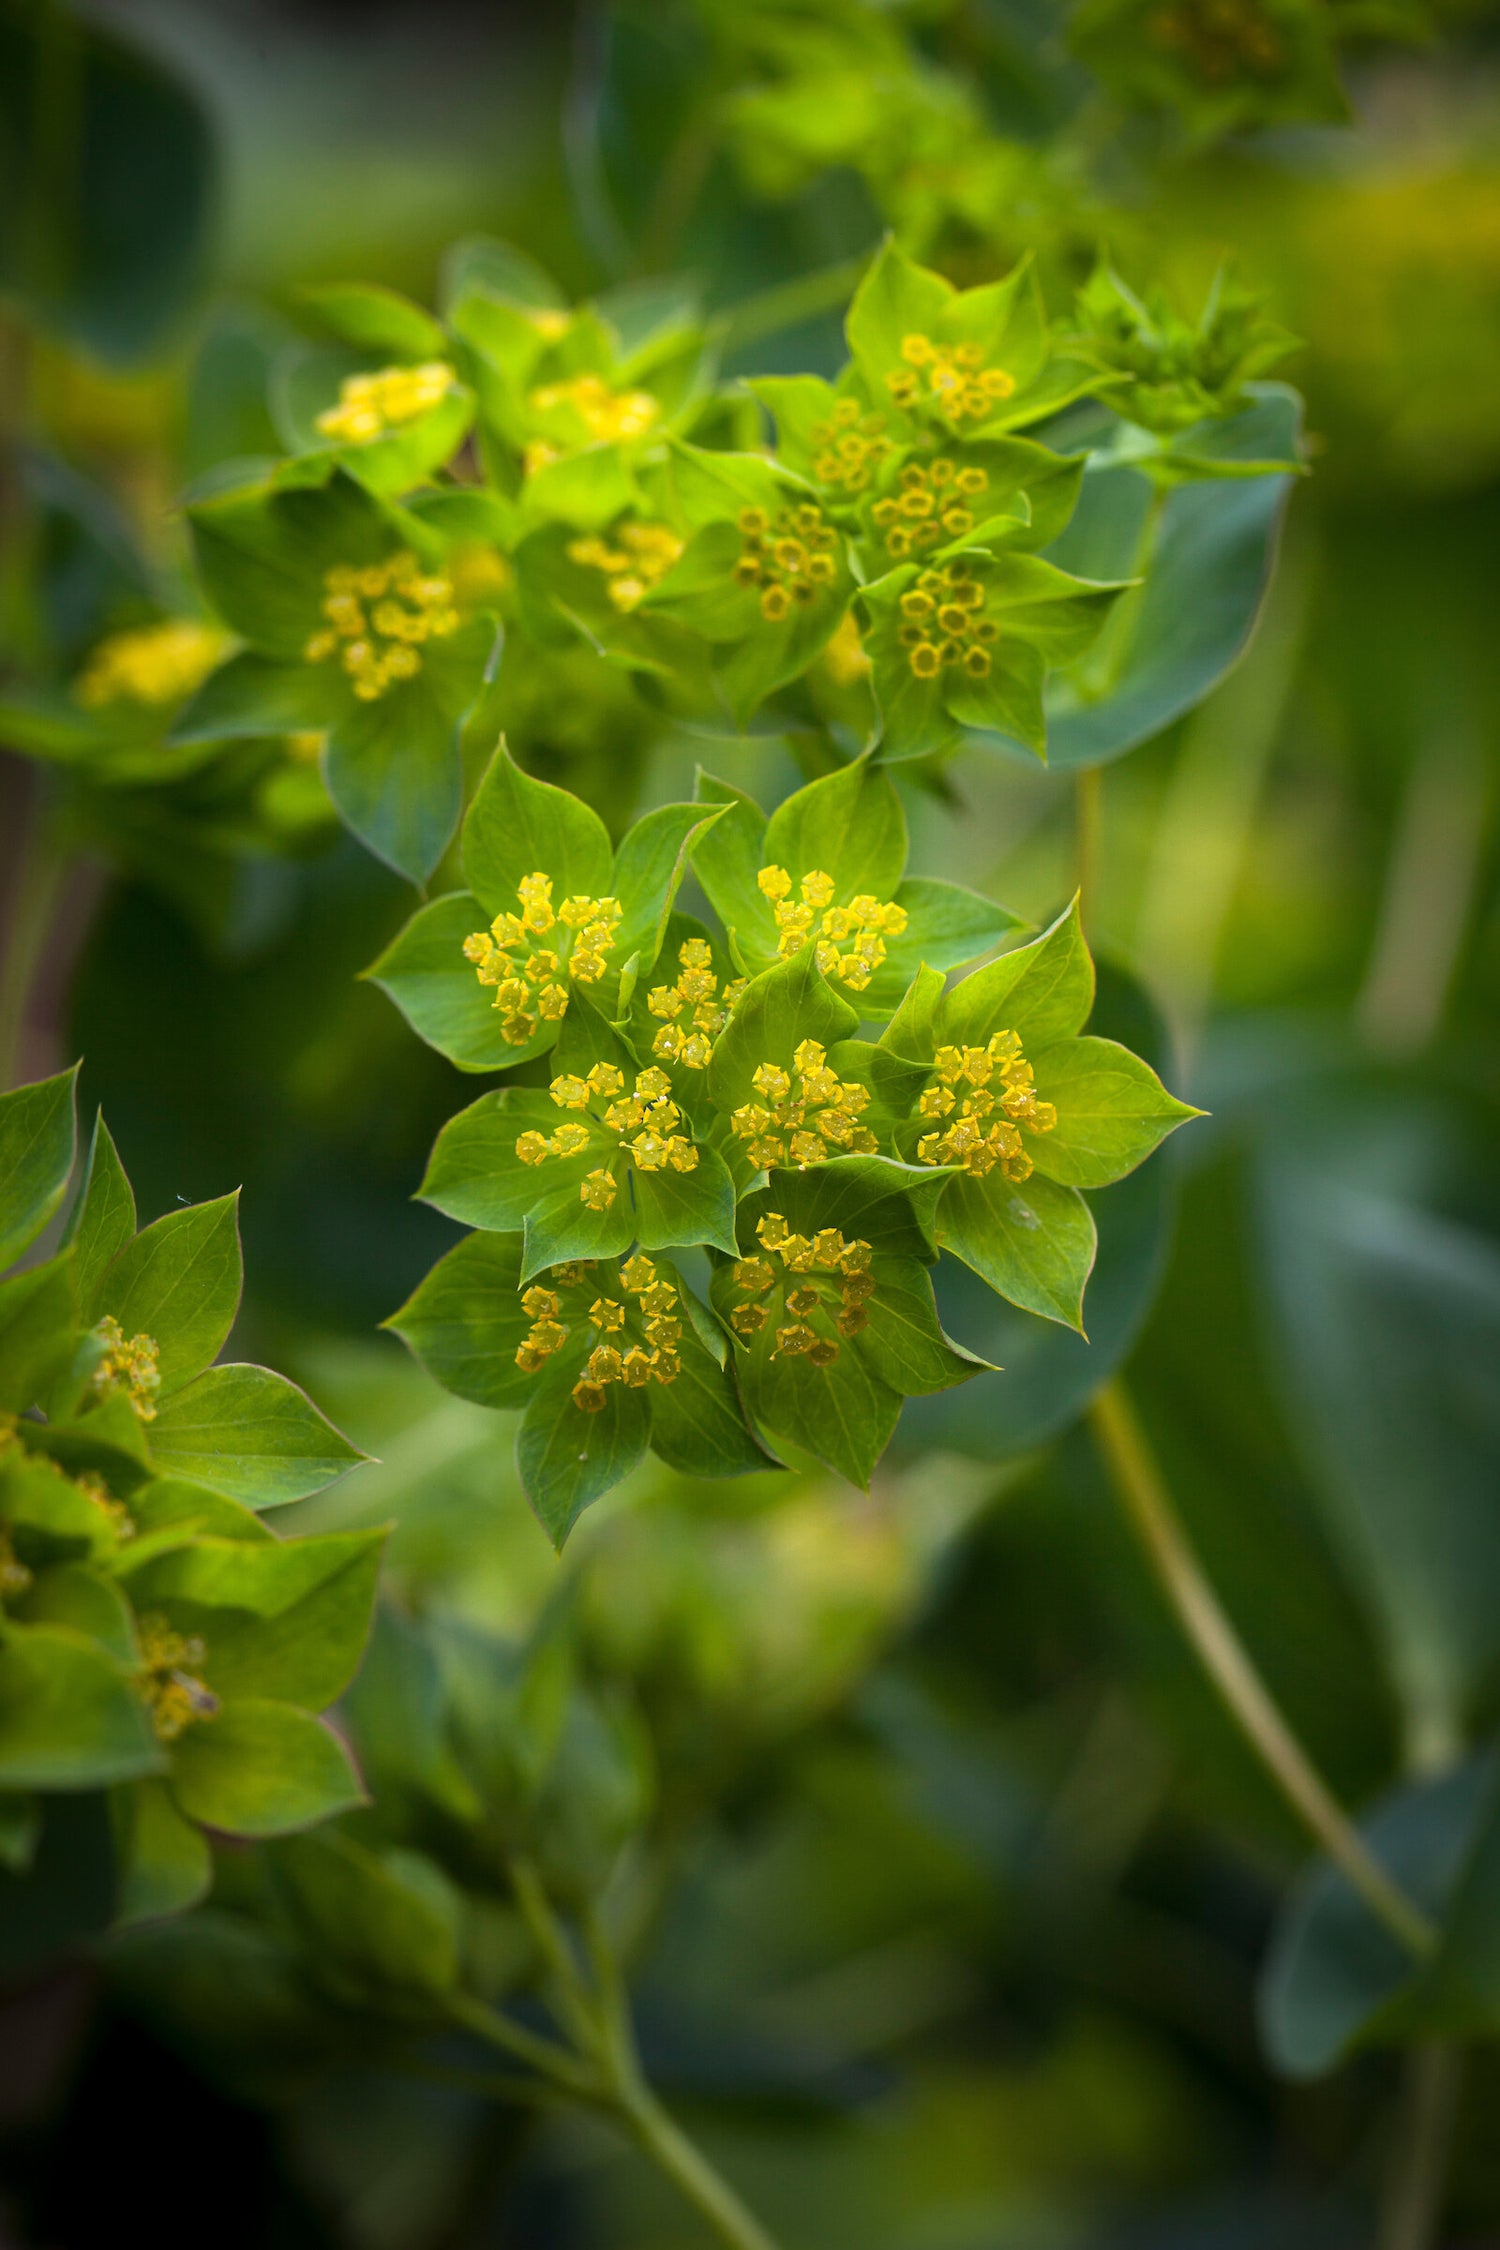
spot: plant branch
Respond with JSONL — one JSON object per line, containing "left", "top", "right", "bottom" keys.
{"left": 0, "top": 782, "right": 67, "bottom": 1092}
{"left": 1377, "top": 2044, "right": 1462, "bottom": 2250}
{"left": 445, "top": 1988, "right": 599, "bottom": 2098}
{"left": 1087, "top": 1379, "right": 1438, "bottom": 1959}
{"left": 1074, "top": 765, "right": 1101, "bottom": 938}
{"left": 615, "top": 2074, "right": 783, "bottom": 2250}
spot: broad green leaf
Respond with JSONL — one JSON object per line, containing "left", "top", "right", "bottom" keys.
{"left": 16, "top": 1562, "right": 136, "bottom": 1661}
{"left": 324, "top": 614, "right": 494, "bottom": 884}
{"left": 170, "top": 649, "right": 337, "bottom": 745}
{"left": 0, "top": 1253, "right": 77, "bottom": 1415}
{"left": 517, "top": 1355, "right": 651, "bottom": 1548}
{"left": 188, "top": 467, "right": 390, "bottom": 658}
{"left": 690, "top": 769, "right": 769, "bottom": 944}
{"left": 857, "top": 1257, "right": 993, "bottom": 1395}
{"left": 1, "top": 1449, "right": 121, "bottom": 1560}
{"left": 92, "top": 1193, "right": 242, "bottom": 1397}
{"left": 124, "top": 1528, "right": 386, "bottom": 1712}
{"left": 462, "top": 739, "right": 613, "bottom": 919}
{"left": 126, "top": 1476, "right": 275, "bottom": 1552}
{"left": 420, "top": 1089, "right": 569, "bottom": 1233}
{"left": 59, "top": 1113, "right": 136, "bottom": 1308}
{"left": 738, "top": 1326, "right": 901, "bottom": 1491}
{"left": 940, "top": 897, "right": 1094, "bottom": 1052}
{"left": 368, "top": 892, "right": 558, "bottom": 1073}
{"left": 168, "top": 1701, "right": 365, "bottom": 1836}
{"left": 384, "top": 1230, "right": 534, "bottom": 1410}
{"left": 608, "top": 802, "right": 726, "bottom": 979}
{"left": 762, "top": 759, "right": 908, "bottom": 908}
{"left": 1027, "top": 1036, "right": 1200, "bottom": 1188}
{"left": 861, "top": 880, "right": 1024, "bottom": 1019}
{"left": 648, "top": 1328, "right": 778, "bottom": 1479}
{"left": 880, "top": 963, "right": 946, "bottom": 1066}
{"left": 630, "top": 1145, "right": 740, "bottom": 1261}
{"left": 520, "top": 1180, "right": 636, "bottom": 1280}
{"left": 147, "top": 1365, "right": 366, "bottom": 1508}
{"left": 0, "top": 1066, "right": 78, "bottom": 1272}
{"left": 112, "top": 1777, "right": 212, "bottom": 1927}
{"left": 937, "top": 1167, "right": 1097, "bottom": 1332}
{"left": 707, "top": 949, "right": 862, "bottom": 1120}
{"left": 267, "top": 1830, "right": 460, "bottom": 2008}
{"left": 296, "top": 281, "right": 448, "bottom": 360}
{"left": 0, "top": 1623, "right": 159, "bottom": 1789}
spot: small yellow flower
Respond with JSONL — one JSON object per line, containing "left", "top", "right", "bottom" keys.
{"left": 74, "top": 620, "right": 228, "bottom": 711}
{"left": 315, "top": 361, "right": 455, "bottom": 445}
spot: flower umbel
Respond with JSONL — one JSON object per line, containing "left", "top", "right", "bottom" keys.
{"left": 302, "top": 551, "right": 461, "bottom": 701}
{"left": 728, "top": 1211, "right": 876, "bottom": 1368}
{"left": 897, "top": 561, "right": 998, "bottom": 680}
{"left": 808, "top": 396, "right": 893, "bottom": 493}
{"left": 567, "top": 522, "right": 684, "bottom": 612}
{"left": 513, "top": 1254, "right": 685, "bottom": 1409}
{"left": 136, "top": 1613, "right": 220, "bottom": 1742}
{"left": 870, "top": 456, "right": 991, "bottom": 561}
{"left": 734, "top": 503, "right": 839, "bottom": 623}
{"left": 915, "top": 1032, "right": 1057, "bottom": 1180}
{"left": 730, "top": 1040, "right": 878, "bottom": 1170}
{"left": 74, "top": 620, "right": 227, "bottom": 710}
{"left": 647, "top": 937, "right": 746, "bottom": 1069}
{"left": 529, "top": 374, "right": 658, "bottom": 443}
{"left": 756, "top": 866, "right": 908, "bottom": 993}
{"left": 463, "top": 873, "right": 623, "bottom": 1046}
{"left": 514, "top": 1062, "right": 698, "bottom": 1210}
{"left": 885, "top": 333, "right": 1017, "bottom": 423}
{"left": 90, "top": 1317, "right": 161, "bottom": 1422}
{"left": 315, "top": 361, "right": 455, "bottom": 444}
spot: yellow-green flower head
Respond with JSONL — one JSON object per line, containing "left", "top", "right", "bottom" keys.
{"left": 869, "top": 455, "right": 991, "bottom": 561}
{"left": 756, "top": 865, "right": 908, "bottom": 993}
{"left": 512, "top": 1253, "right": 685, "bottom": 1411}
{"left": 915, "top": 1031, "right": 1057, "bottom": 1180}
{"left": 730, "top": 1038, "right": 879, "bottom": 1170}
{"left": 303, "top": 551, "right": 461, "bottom": 702}
{"left": 90, "top": 1316, "right": 161, "bottom": 1422}
{"left": 463, "top": 874, "right": 623, "bottom": 1047}
{"left": 647, "top": 937, "right": 746, "bottom": 1068}
{"left": 315, "top": 361, "right": 455, "bottom": 445}
{"left": 567, "top": 521, "right": 684, "bottom": 612}
{"left": 733, "top": 502, "right": 840, "bottom": 623}
{"left": 808, "top": 396, "right": 893, "bottom": 493}
{"left": 894, "top": 560, "right": 998, "bottom": 681}
{"left": 514, "top": 1061, "right": 698, "bottom": 1212}
{"left": 885, "top": 332, "right": 1017, "bottom": 424}
{"left": 727, "top": 1211, "right": 876, "bottom": 1369}
{"left": 73, "top": 620, "right": 228, "bottom": 710}
{"left": 136, "top": 1612, "right": 220, "bottom": 1742}
{"left": 528, "top": 372, "right": 659, "bottom": 445}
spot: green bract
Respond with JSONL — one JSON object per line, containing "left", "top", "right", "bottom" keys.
{"left": 0, "top": 1070, "right": 374, "bottom": 1935}
{"left": 373, "top": 754, "right": 1198, "bottom": 1537}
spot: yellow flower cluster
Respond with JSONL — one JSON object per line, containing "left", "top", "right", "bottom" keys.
{"left": 915, "top": 1032, "right": 1057, "bottom": 1180}
{"left": 529, "top": 373, "right": 659, "bottom": 443}
{"left": 514, "top": 1254, "right": 684, "bottom": 1410}
{"left": 757, "top": 865, "right": 908, "bottom": 993}
{"left": 91, "top": 1316, "right": 161, "bottom": 1422}
{"left": 647, "top": 937, "right": 745, "bottom": 1069}
{"left": 808, "top": 396, "right": 893, "bottom": 492}
{"left": 871, "top": 457, "right": 990, "bottom": 561}
{"left": 730, "top": 1040, "right": 879, "bottom": 1171}
{"left": 728, "top": 1212, "right": 876, "bottom": 1368}
{"left": 463, "top": 872, "right": 622, "bottom": 1045}
{"left": 886, "top": 333, "right": 1017, "bottom": 423}
{"left": 897, "top": 562, "right": 998, "bottom": 681}
{"left": 74, "top": 620, "right": 226, "bottom": 710}
{"left": 315, "top": 360, "right": 454, "bottom": 445}
{"left": 515, "top": 1062, "right": 697, "bottom": 1213}
{"left": 1149, "top": 0, "right": 1285, "bottom": 83}
{"left": 567, "top": 521, "right": 683, "bottom": 612}
{"left": 136, "top": 1613, "right": 220, "bottom": 1742}
{"left": 733, "top": 504, "right": 839, "bottom": 623}
{"left": 303, "top": 552, "right": 460, "bottom": 701}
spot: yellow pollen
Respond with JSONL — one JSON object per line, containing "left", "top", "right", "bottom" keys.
{"left": 885, "top": 337, "right": 1016, "bottom": 424}
{"left": 734, "top": 500, "right": 838, "bottom": 620}
{"left": 755, "top": 865, "right": 907, "bottom": 992}
{"left": 734, "top": 1214, "right": 878, "bottom": 1372}
{"left": 463, "top": 873, "right": 623, "bottom": 1044}
{"left": 303, "top": 550, "right": 460, "bottom": 702}
{"left": 648, "top": 938, "right": 745, "bottom": 1068}
{"left": 729, "top": 1039, "right": 878, "bottom": 1170}
{"left": 915, "top": 1029, "right": 1057, "bottom": 1180}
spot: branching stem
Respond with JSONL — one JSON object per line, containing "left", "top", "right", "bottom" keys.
{"left": 1087, "top": 1379, "right": 1437, "bottom": 1959}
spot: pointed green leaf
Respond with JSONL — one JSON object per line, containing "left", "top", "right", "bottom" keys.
{"left": 0, "top": 1624, "right": 160, "bottom": 1790}
{"left": 1027, "top": 1036, "right": 1200, "bottom": 1188}
{"left": 147, "top": 1365, "right": 366, "bottom": 1508}
{"left": 937, "top": 1167, "right": 1097, "bottom": 1332}
{"left": 462, "top": 739, "right": 613, "bottom": 919}
{"left": 940, "top": 898, "right": 1094, "bottom": 1051}
{"left": 268, "top": 1829, "right": 460, "bottom": 2007}
{"left": 112, "top": 1777, "right": 213, "bottom": 1927}
{"left": 60, "top": 1113, "right": 136, "bottom": 1308}
{"left": 167, "top": 1700, "right": 365, "bottom": 1837}
{"left": 366, "top": 891, "right": 552, "bottom": 1072}
{"left": 93, "top": 1193, "right": 242, "bottom": 1396}
{"left": 0, "top": 1067, "right": 78, "bottom": 1274}
{"left": 762, "top": 759, "right": 908, "bottom": 909}
{"left": 517, "top": 1355, "right": 651, "bottom": 1547}
{"left": 384, "top": 1230, "right": 534, "bottom": 1410}
{"left": 0, "top": 1253, "right": 78, "bottom": 1415}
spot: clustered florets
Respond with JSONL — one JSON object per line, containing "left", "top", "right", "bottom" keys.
{"left": 896, "top": 561, "right": 998, "bottom": 680}
{"left": 136, "top": 1613, "right": 220, "bottom": 1742}
{"left": 808, "top": 397, "right": 893, "bottom": 492}
{"left": 303, "top": 552, "right": 461, "bottom": 701}
{"left": 514, "top": 1254, "right": 685, "bottom": 1410}
{"left": 567, "top": 521, "right": 684, "bottom": 611}
{"left": 728, "top": 1212, "right": 876, "bottom": 1368}
{"left": 464, "top": 873, "right": 622, "bottom": 1045}
{"left": 73, "top": 620, "right": 226, "bottom": 710}
{"left": 756, "top": 865, "right": 908, "bottom": 993}
{"left": 871, "top": 456, "right": 990, "bottom": 561}
{"left": 90, "top": 1316, "right": 161, "bottom": 1422}
{"left": 647, "top": 938, "right": 745, "bottom": 1069}
{"left": 734, "top": 504, "right": 839, "bottom": 622}
{"left": 730, "top": 1040, "right": 879, "bottom": 1170}
{"left": 915, "top": 1033, "right": 1056, "bottom": 1179}
{"left": 315, "top": 361, "right": 454, "bottom": 445}
{"left": 528, "top": 373, "right": 658, "bottom": 445}
{"left": 515, "top": 1061, "right": 698, "bottom": 1212}
{"left": 885, "top": 332, "right": 1017, "bottom": 422}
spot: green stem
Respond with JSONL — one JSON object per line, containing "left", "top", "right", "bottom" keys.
{"left": 445, "top": 1988, "right": 599, "bottom": 2098}
{"left": 1087, "top": 1380, "right": 1438, "bottom": 1959}
{"left": 1074, "top": 765, "right": 1101, "bottom": 937}
{"left": 0, "top": 790, "right": 67, "bottom": 1091}
{"left": 615, "top": 2074, "right": 782, "bottom": 2250}
{"left": 713, "top": 253, "right": 873, "bottom": 361}
{"left": 1377, "top": 2044, "right": 1462, "bottom": 2250}
{"left": 509, "top": 1855, "right": 601, "bottom": 2054}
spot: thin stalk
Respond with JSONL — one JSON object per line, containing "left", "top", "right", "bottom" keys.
{"left": 446, "top": 1988, "right": 599, "bottom": 2097}
{"left": 1377, "top": 2044, "right": 1463, "bottom": 2250}
{"left": 1074, "top": 765, "right": 1101, "bottom": 937}
{"left": 0, "top": 794, "right": 67, "bottom": 1091}
{"left": 509, "top": 1855, "right": 601, "bottom": 2054}
{"left": 1087, "top": 1380, "right": 1437, "bottom": 1959}
{"left": 614, "top": 2075, "right": 782, "bottom": 2250}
